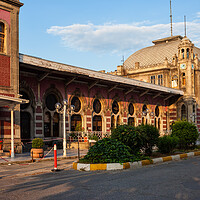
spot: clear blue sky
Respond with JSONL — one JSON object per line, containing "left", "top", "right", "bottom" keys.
{"left": 19, "top": 0, "right": 200, "bottom": 72}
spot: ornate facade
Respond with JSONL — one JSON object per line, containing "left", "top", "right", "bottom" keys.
{"left": 0, "top": 0, "right": 186, "bottom": 153}
{"left": 110, "top": 35, "right": 200, "bottom": 132}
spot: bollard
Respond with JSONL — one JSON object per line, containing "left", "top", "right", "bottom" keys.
{"left": 51, "top": 144, "right": 60, "bottom": 172}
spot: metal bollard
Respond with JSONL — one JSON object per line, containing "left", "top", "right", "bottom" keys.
{"left": 51, "top": 144, "right": 60, "bottom": 172}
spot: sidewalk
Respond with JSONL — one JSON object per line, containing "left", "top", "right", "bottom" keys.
{"left": 0, "top": 148, "right": 88, "bottom": 164}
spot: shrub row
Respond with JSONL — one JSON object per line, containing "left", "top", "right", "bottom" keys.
{"left": 80, "top": 120, "right": 199, "bottom": 163}
{"left": 111, "top": 124, "right": 159, "bottom": 156}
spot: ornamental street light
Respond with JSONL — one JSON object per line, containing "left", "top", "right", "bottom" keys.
{"left": 55, "top": 99, "right": 75, "bottom": 157}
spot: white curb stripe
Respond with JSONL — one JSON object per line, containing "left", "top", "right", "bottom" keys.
{"left": 77, "top": 163, "right": 90, "bottom": 171}
{"left": 172, "top": 155, "right": 180, "bottom": 161}
{"left": 107, "top": 163, "right": 123, "bottom": 170}
{"left": 153, "top": 157, "right": 163, "bottom": 164}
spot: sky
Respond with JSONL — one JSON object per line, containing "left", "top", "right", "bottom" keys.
{"left": 19, "top": 0, "right": 200, "bottom": 72}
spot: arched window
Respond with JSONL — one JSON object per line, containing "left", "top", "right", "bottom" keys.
{"left": 181, "top": 49, "right": 184, "bottom": 59}
{"left": 46, "top": 94, "right": 58, "bottom": 111}
{"left": 117, "top": 115, "right": 121, "bottom": 126}
{"left": 53, "top": 113, "right": 59, "bottom": 137}
{"left": 172, "top": 75, "right": 178, "bottom": 88}
{"left": 71, "top": 114, "right": 82, "bottom": 131}
{"left": 71, "top": 96, "right": 81, "bottom": 112}
{"left": 44, "top": 112, "right": 51, "bottom": 137}
{"left": 182, "top": 73, "right": 186, "bottom": 86}
{"left": 20, "top": 91, "right": 30, "bottom": 110}
{"left": 111, "top": 115, "right": 115, "bottom": 129}
{"left": 181, "top": 104, "right": 187, "bottom": 120}
{"left": 128, "top": 117, "right": 135, "bottom": 126}
{"left": 0, "top": 22, "right": 5, "bottom": 53}
{"left": 187, "top": 48, "right": 190, "bottom": 59}
{"left": 93, "top": 115, "right": 102, "bottom": 131}
{"left": 158, "top": 118, "right": 160, "bottom": 130}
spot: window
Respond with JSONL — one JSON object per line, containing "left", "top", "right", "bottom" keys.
{"left": 155, "top": 106, "right": 159, "bottom": 117}
{"left": 71, "top": 96, "right": 81, "bottom": 112}
{"left": 112, "top": 100, "right": 119, "bottom": 114}
{"left": 93, "top": 116, "right": 102, "bottom": 131}
{"left": 181, "top": 104, "right": 187, "bottom": 120}
{"left": 172, "top": 75, "right": 178, "bottom": 88}
{"left": 151, "top": 76, "right": 155, "bottom": 84}
{"left": 182, "top": 73, "right": 186, "bottom": 86}
{"left": 128, "top": 103, "right": 134, "bottom": 115}
{"left": 187, "top": 48, "right": 189, "bottom": 59}
{"left": 0, "top": 23, "right": 5, "bottom": 53}
{"left": 93, "top": 99, "right": 101, "bottom": 114}
{"left": 128, "top": 117, "right": 135, "bottom": 126}
{"left": 181, "top": 49, "right": 184, "bottom": 59}
{"left": 71, "top": 114, "right": 82, "bottom": 131}
{"left": 46, "top": 94, "right": 58, "bottom": 111}
{"left": 158, "top": 75, "right": 163, "bottom": 86}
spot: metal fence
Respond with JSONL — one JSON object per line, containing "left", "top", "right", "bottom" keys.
{"left": 67, "top": 131, "right": 111, "bottom": 142}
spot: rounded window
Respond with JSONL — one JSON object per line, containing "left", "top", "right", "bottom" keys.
{"left": 20, "top": 91, "right": 30, "bottom": 110}
{"left": 128, "top": 103, "right": 134, "bottom": 115}
{"left": 71, "top": 96, "right": 81, "bottom": 113}
{"left": 112, "top": 100, "right": 119, "bottom": 114}
{"left": 46, "top": 94, "right": 58, "bottom": 111}
{"left": 93, "top": 99, "right": 101, "bottom": 114}
{"left": 155, "top": 106, "right": 159, "bottom": 117}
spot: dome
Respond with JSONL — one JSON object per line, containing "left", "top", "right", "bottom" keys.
{"left": 124, "top": 35, "right": 200, "bottom": 70}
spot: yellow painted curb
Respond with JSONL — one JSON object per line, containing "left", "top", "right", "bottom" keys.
{"left": 162, "top": 156, "right": 172, "bottom": 162}
{"left": 73, "top": 162, "right": 77, "bottom": 170}
{"left": 90, "top": 163, "right": 107, "bottom": 171}
{"left": 123, "top": 162, "right": 130, "bottom": 169}
{"left": 180, "top": 153, "right": 187, "bottom": 159}
{"left": 194, "top": 151, "right": 200, "bottom": 156}
{"left": 73, "top": 151, "right": 200, "bottom": 171}
{"left": 141, "top": 160, "right": 152, "bottom": 166}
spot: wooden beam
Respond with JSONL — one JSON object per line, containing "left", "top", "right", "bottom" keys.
{"left": 38, "top": 72, "right": 50, "bottom": 81}
{"left": 164, "top": 94, "right": 173, "bottom": 101}
{"left": 140, "top": 89, "right": 149, "bottom": 97}
{"left": 153, "top": 92, "right": 162, "bottom": 99}
{"left": 65, "top": 77, "right": 76, "bottom": 86}
{"left": 89, "top": 80, "right": 99, "bottom": 90}
{"left": 125, "top": 88, "right": 134, "bottom": 95}
{"left": 108, "top": 84, "right": 118, "bottom": 93}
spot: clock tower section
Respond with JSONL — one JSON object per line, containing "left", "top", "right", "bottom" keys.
{"left": 177, "top": 36, "right": 196, "bottom": 122}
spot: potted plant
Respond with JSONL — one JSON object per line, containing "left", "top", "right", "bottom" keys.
{"left": 30, "top": 138, "right": 44, "bottom": 158}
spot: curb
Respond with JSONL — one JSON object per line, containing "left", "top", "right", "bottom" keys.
{"left": 73, "top": 151, "right": 200, "bottom": 171}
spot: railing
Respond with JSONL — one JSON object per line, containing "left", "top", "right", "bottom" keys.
{"left": 67, "top": 131, "right": 111, "bottom": 142}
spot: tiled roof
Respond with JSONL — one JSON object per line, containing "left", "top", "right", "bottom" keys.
{"left": 124, "top": 35, "right": 200, "bottom": 70}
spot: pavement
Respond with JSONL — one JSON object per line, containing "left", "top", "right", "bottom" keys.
{"left": 0, "top": 148, "right": 88, "bottom": 164}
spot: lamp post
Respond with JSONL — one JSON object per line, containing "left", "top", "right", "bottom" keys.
{"left": 55, "top": 99, "right": 75, "bottom": 157}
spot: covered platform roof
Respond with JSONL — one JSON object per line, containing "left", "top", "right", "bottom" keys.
{"left": 19, "top": 54, "right": 184, "bottom": 105}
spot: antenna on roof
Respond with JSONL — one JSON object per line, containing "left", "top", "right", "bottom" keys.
{"left": 170, "top": 0, "right": 173, "bottom": 36}
{"left": 184, "top": 15, "right": 187, "bottom": 36}
{"left": 121, "top": 55, "right": 124, "bottom": 66}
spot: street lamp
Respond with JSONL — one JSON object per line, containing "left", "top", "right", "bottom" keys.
{"left": 55, "top": 99, "right": 75, "bottom": 157}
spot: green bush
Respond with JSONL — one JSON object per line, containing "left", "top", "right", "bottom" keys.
{"left": 157, "top": 135, "right": 179, "bottom": 154}
{"left": 171, "top": 120, "right": 199, "bottom": 149}
{"left": 111, "top": 124, "right": 142, "bottom": 154}
{"left": 32, "top": 138, "right": 44, "bottom": 149}
{"left": 79, "top": 138, "right": 144, "bottom": 164}
{"left": 137, "top": 124, "right": 159, "bottom": 156}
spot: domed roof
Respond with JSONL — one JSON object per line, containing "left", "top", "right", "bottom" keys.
{"left": 124, "top": 35, "right": 200, "bottom": 70}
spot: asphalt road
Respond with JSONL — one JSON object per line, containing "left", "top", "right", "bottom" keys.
{"left": 0, "top": 156, "right": 200, "bottom": 200}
